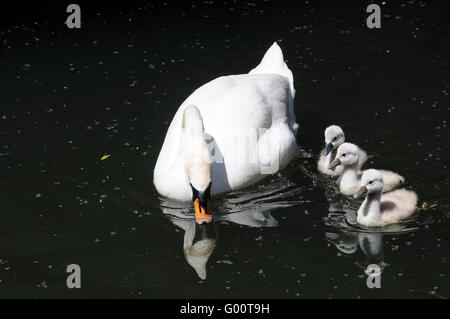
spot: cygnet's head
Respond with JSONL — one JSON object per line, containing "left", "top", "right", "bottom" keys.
{"left": 323, "top": 125, "right": 345, "bottom": 155}
{"left": 328, "top": 142, "right": 360, "bottom": 170}
{"left": 354, "top": 169, "right": 384, "bottom": 199}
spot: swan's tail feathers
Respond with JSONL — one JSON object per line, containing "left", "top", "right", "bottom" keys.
{"left": 250, "top": 42, "right": 298, "bottom": 136}
{"left": 249, "top": 42, "right": 295, "bottom": 98}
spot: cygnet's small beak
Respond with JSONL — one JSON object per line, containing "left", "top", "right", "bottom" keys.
{"left": 354, "top": 186, "right": 368, "bottom": 199}
{"left": 328, "top": 158, "right": 341, "bottom": 170}
{"left": 323, "top": 143, "right": 334, "bottom": 156}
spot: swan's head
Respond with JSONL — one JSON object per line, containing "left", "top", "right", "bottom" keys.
{"left": 328, "top": 142, "right": 359, "bottom": 170}
{"left": 182, "top": 105, "right": 212, "bottom": 224}
{"left": 354, "top": 169, "right": 384, "bottom": 199}
{"left": 323, "top": 125, "right": 345, "bottom": 155}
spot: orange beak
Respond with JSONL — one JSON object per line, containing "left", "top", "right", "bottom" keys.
{"left": 194, "top": 198, "right": 212, "bottom": 224}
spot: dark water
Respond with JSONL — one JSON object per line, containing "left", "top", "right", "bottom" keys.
{"left": 1, "top": 0, "right": 449, "bottom": 298}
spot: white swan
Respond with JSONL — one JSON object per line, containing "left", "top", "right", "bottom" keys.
{"left": 329, "top": 143, "right": 405, "bottom": 195}
{"left": 317, "top": 125, "right": 367, "bottom": 176}
{"left": 154, "top": 43, "right": 299, "bottom": 223}
{"left": 354, "top": 169, "right": 418, "bottom": 227}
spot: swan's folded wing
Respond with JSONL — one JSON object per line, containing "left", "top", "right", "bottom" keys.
{"left": 381, "top": 189, "right": 418, "bottom": 223}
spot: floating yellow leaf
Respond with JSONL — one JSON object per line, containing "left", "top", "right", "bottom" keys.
{"left": 100, "top": 154, "right": 111, "bottom": 161}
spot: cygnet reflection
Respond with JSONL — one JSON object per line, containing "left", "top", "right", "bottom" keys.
{"left": 325, "top": 231, "right": 388, "bottom": 272}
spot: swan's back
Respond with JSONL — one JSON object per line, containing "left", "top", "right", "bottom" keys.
{"left": 182, "top": 74, "right": 290, "bottom": 128}
{"left": 380, "top": 189, "right": 418, "bottom": 225}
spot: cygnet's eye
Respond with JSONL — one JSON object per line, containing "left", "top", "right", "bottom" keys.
{"left": 333, "top": 137, "right": 337, "bottom": 141}
{"left": 369, "top": 181, "right": 373, "bottom": 185}
{"left": 342, "top": 153, "right": 346, "bottom": 157}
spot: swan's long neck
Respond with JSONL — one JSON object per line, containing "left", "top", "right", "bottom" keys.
{"left": 357, "top": 191, "right": 382, "bottom": 224}
{"left": 340, "top": 163, "right": 359, "bottom": 191}
{"left": 182, "top": 105, "right": 211, "bottom": 191}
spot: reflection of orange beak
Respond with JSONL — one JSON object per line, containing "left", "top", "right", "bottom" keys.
{"left": 194, "top": 199, "right": 212, "bottom": 224}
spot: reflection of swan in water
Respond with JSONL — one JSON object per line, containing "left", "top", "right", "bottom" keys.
{"left": 158, "top": 198, "right": 215, "bottom": 280}
{"left": 325, "top": 231, "right": 388, "bottom": 271}
{"left": 171, "top": 218, "right": 217, "bottom": 280}
{"left": 104, "top": 168, "right": 305, "bottom": 280}
{"left": 160, "top": 174, "right": 304, "bottom": 279}
{"left": 160, "top": 196, "right": 281, "bottom": 280}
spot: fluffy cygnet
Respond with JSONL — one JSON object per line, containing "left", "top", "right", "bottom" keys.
{"left": 317, "top": 125, "right": 367, "bottom": 176}
{"left": 354, "top": 169, "right": 418, "bottom": 227}
{"left": 329, "top": 143, "right": 404, "bottom": 195}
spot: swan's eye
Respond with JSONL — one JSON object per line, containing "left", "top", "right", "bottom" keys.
{"left": 333, "top": 137, "right": 337, "bottom": 141}
{"left": 342, "top": 153, "right": 346, "bottom": 157}
{"left": 369, "top": 181, "right": 373, "bottom": 185}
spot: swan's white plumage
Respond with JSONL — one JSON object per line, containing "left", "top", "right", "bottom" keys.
{"left": 249, "top": 43, "right": 297, "bottom": 135}
{"left": 154, "top": 43, "right": 299, "bottom": 201}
